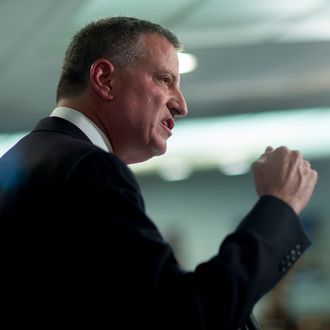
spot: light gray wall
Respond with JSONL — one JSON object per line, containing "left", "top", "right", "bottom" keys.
{"left": 137, "top": 168, "right": 256, "bottom": 269}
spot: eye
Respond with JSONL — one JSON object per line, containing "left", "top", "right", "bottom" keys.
{"left": 160, "top": 75, "right": 172, "bottom": 86}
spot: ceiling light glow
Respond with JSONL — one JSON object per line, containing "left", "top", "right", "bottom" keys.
{"left": 178, "top": 52, "right": 198, "bottom": 74}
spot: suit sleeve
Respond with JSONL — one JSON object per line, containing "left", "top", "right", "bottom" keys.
{"left": 60, "top": 151, "right": 311, "bottom": 330}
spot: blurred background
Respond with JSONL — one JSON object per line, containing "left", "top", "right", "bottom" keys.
{"left": 1, "top": 0, "right": 330, "bottom": 328}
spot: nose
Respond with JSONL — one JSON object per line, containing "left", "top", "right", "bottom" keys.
{"left": 168, "top": 88, "right": 188, "bottom": 118}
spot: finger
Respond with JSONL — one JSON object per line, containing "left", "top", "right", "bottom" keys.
{"left": 265, "top": 146, "right": 274, "bottom": 153}
{"left": 304, "top": 160, "right": 311, "bottom": 168}
{"left": 300, "top": 159, "right": 312, "bottom": 173}
{"left": 257, "top": 146, "right": 273, "bottom": 163}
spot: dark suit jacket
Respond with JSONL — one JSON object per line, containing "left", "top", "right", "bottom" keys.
{"left": 0, "top": 117, "right": 311, "bottom": 329}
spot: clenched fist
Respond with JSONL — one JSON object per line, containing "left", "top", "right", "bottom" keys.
{"left": 252, "top": 146, "right": 318, "bottom": 215}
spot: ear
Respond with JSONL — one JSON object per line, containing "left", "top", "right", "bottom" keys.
{"left": 90, "top": 59, "right": 115, "bottom": 101}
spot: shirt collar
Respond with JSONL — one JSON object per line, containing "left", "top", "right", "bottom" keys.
{"left": 50, "top": 106, "right": 113, "bottom": 153}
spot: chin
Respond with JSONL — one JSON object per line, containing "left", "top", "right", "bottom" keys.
{"left": 152, "top": 142, "right": 167, "bottom": 156}
{"left": 126, "top": 143, "right": 167, "bottom": 164}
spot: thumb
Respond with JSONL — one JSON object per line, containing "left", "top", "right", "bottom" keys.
{"left": 265, "top": 146, "right": 274, "bottom": 153}
{"left": 256, "top": 146, "right": 274, "bottom": 163}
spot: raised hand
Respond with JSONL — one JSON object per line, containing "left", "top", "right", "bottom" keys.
{"left": 252, "top": 146, "right": 318, "bottom": 215}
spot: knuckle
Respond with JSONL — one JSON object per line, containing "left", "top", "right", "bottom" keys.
{"left": 277, "top": 145, "right": 286, "bottom": 152}
{"left": 251, "top": 161, "right": 257, "bottom": 170}
{"left": 277, "top": 146, "right": 290, "bottom": 156}
{"left": 280, "top": 145, "right": 289, "bottom": 151}
{"left": 291, "top": 150, "right": 302, "bottom": 160}
{"left": 251, "top": 161, "right": 260, "bottom": 171}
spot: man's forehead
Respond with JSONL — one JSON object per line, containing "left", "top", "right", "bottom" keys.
{"left": 140, "top": 35, "right": 179, "bottom": 61}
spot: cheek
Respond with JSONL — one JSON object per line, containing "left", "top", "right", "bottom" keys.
{"left": 150, "top": 93, "right": 167, "bottom": 117}
{"left": 129, "top": 89, "right": 166, "bottom": 132}
{"left": 144, "top": 96, "right": 162, "bottom": 125}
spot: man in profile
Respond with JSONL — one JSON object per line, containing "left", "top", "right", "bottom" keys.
{"left": 0, "top": 17, "right": 317, "bottom": 329}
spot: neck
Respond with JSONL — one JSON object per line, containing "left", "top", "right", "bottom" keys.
{"left": 57, "top": 95, "right": 113, "bottom": 148}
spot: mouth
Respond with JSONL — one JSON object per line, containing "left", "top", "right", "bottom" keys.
{"left": 161, "top": 118, "right": 174, "bottom": 136}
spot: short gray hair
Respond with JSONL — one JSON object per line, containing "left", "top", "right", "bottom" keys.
{"left": 56, "top": 16, "right": 181, "bottom": 101}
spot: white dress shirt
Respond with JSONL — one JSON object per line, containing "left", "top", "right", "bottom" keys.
{"left": 50, "top": 107, "right": 113, "bottom": 153}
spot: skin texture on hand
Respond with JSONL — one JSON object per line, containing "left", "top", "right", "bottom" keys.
{"left": 251, "top": 146, "right": 318, "bottom": 215}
